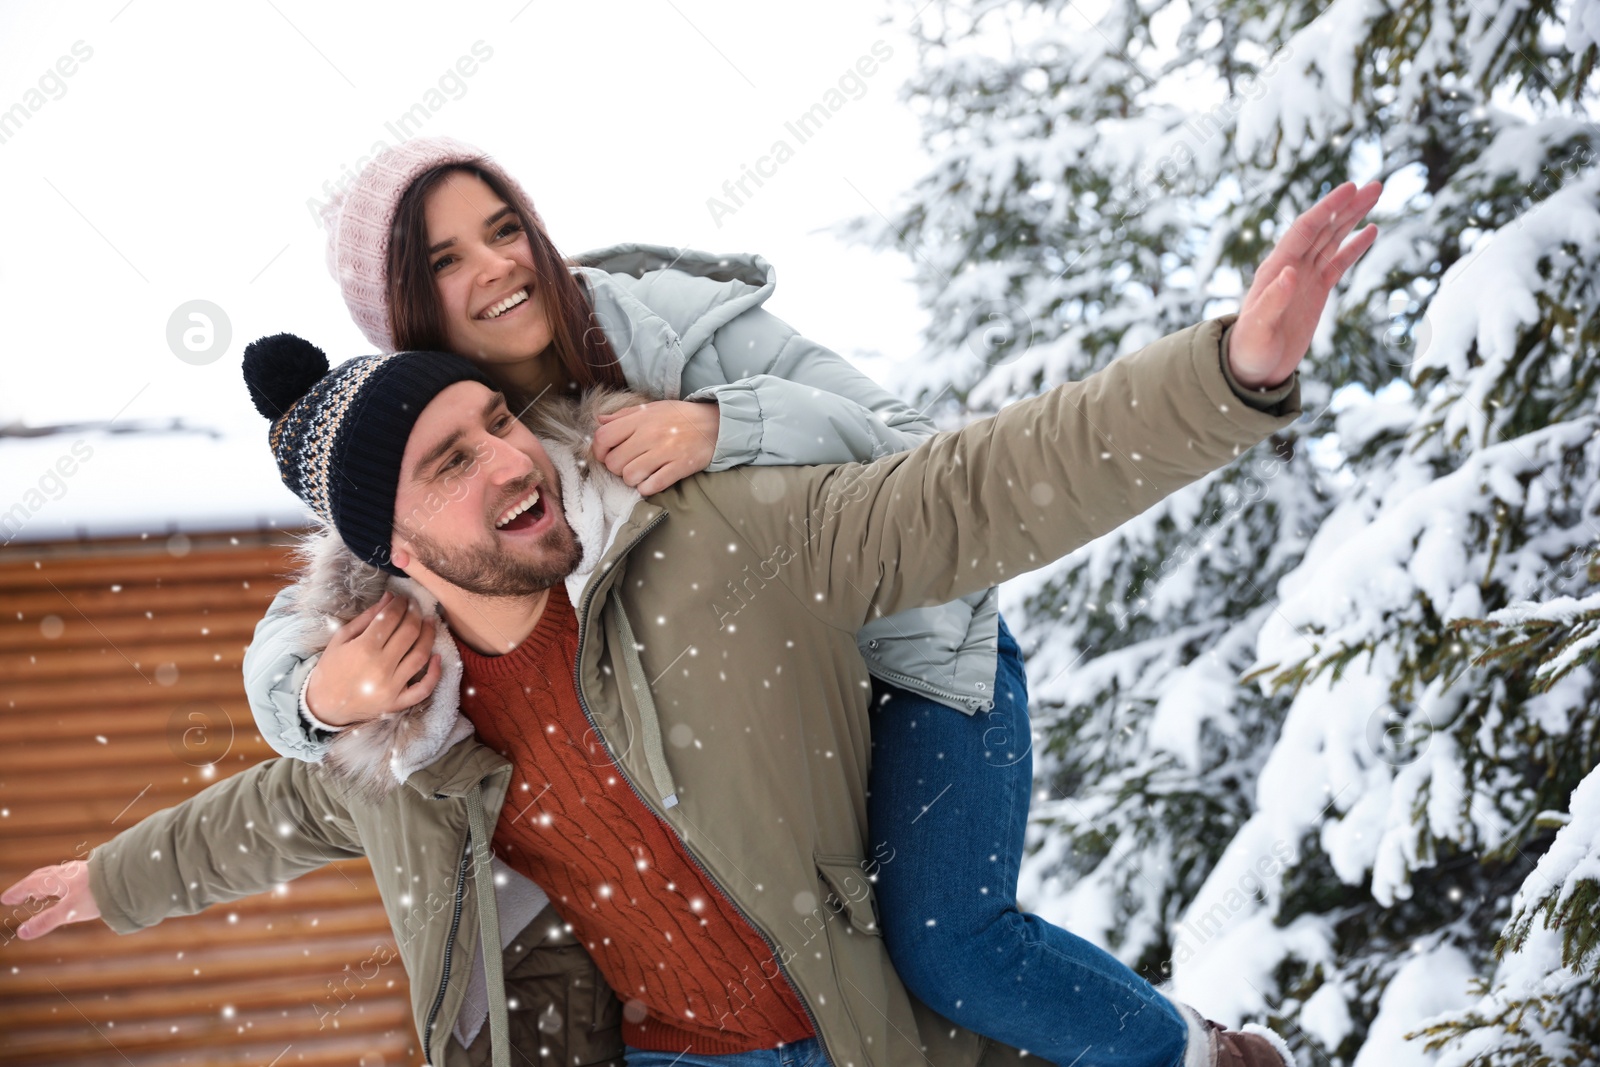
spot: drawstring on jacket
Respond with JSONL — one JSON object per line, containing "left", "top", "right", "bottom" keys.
{"left": 466, "top": 782, "right": 511, "bottom": 1067}
{"left": 609, "top": 586, "right": 680, "bottom": 808}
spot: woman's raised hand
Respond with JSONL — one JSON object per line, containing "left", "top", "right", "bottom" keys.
{"left": 591, "top": 399, "right": 721, "bottom": 496}
{"left": 1228, "top": 179, "right": 1383, "bottom": 389}
{"left": 304, "top": 591, "right": 443, "bottom": 728}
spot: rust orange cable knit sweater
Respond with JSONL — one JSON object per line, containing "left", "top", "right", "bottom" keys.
{"left": 454, "top": 583, "right": 814, "bottom": 1054}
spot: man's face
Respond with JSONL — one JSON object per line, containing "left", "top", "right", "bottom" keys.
{"left": 391, "top": 381, "right": 581, "bottom": 597}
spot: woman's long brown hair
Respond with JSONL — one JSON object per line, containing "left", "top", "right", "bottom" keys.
{"left": 385, "top": 161, "right": 627, "bottom": 393}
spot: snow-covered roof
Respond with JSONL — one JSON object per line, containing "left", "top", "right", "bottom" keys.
{"left": 0, "top": 424, "right": 310, "bottom": 545}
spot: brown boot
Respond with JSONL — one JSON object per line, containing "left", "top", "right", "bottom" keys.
{"left": 1203, "top": 1017, "right": 1294, "bottom": 1067}
{"left": 1160, "top": 993, "right": 1294, "bottom": 1067}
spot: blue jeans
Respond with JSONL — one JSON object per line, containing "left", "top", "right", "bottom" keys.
{"left": 624, "top": 1038, "right": 830, "bottom": 1067}
{"left": 866, "top": 616, "right": 1189, "bottom": 1067}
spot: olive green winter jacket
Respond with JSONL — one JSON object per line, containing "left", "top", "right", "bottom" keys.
{"left": 88, "top": 313, "right": 1299, "bottom": 1067}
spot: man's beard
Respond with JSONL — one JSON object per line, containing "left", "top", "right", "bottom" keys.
{"left": 406, "top": 509, "right": 582, "bottom": 598}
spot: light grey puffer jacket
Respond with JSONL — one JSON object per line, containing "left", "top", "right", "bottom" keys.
{"left": 245, "top": 243, "right": 1004, "bottom": 763}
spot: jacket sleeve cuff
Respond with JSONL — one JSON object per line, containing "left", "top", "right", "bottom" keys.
{"left": 1218, "top": 316, "right": 1299, "bottom": 415}
{"left": 297, "top": 655, "right": 347, "bottom": 734}
{"left": 684, "top": 383, "right": 763, "bottom": 472}
{"left": 1189, "top": 314, "right": 1303, "bottom": 431}
{"left": 87, "top": 845, "right": 142, "bottom": 934}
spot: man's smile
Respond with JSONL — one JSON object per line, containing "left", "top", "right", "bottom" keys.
{"left": 490, "top": 478, "right": 557, "bottom": 538}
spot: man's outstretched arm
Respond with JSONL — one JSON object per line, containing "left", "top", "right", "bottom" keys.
{"left": 3, "top": 757, "right": 364, "bottom": 938}
{"left": 732, "top": 181, "right": 1380, "bottom": 629}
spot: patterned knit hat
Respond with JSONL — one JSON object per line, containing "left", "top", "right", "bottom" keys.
{"left": 242, "top": 332, "right": 496, "bottom": 575}
{"left": 318, "top": 136, "right": 542, "bottom": 352}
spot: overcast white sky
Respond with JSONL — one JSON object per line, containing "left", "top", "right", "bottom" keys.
{"left": 0, "top": 0, "right": 930, "bottom": 539}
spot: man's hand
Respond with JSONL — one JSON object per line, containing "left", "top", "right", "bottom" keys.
{"left": 1229, "top": 179, "right": 1383, "bottom": 389}
{"left": 591, "top": 400, "right": 720, "bottom": 495}
{"left": 304, "top": 591, "right": 443, "bottom": 728}
{"left": 2, "top": 860, "right": 100, "bottom": 940}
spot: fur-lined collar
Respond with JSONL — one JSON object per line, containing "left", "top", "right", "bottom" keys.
{"left": 287, "top": 390, "right": 650, "bottom": 802}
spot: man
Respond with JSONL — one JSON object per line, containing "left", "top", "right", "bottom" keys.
{"left": 4, "top": 181, "right": 1379, "bottom": 1067}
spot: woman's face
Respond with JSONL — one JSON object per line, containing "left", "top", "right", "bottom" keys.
{"left": 423, "top": 170, "right": 553, "bottom": 365}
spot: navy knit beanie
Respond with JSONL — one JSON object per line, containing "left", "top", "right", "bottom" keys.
{"left": 242, "top": 333, "right": 496, "bottom": 575}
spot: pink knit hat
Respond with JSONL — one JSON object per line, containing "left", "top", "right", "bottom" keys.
{"left": 319, "top": 136, "right": 541, "bottom": 352}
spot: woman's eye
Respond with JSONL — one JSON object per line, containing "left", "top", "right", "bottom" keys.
{"left": 430, "top": 254, "right": 455, "bottom": 274}
{"left": 494, "top": 220, "right": 524, "bottom": 241}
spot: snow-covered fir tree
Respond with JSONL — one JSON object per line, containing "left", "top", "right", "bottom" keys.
{"left": 839, "top": 0, "right": 1600, "bottom": 1062}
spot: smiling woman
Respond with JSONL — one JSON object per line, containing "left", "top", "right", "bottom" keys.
{"left": 373, "top": 157, "right": 630, "bottom": 401}
{"left": 423, "top": 174, "right": 554, "bottom": 367}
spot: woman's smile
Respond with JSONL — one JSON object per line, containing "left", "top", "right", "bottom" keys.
{"left": 478, "top": 284, "right": 534, "bottom": 321}
{"left": 424, "top": 170, "right": 554, "bottom": 362}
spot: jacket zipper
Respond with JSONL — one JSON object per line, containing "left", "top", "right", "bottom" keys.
{"left": 422, "top": 832, "right": 473, "bottom": 1066}
{"left": 572, "top": 513, "right": 835, "bottom": 1065}
{"left": 861, "top": 656, "right": 991, "bottom": 714}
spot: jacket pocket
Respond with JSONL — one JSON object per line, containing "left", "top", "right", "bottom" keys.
{"left": 814, "top": 854, "right": 882, "bottom": 937}
{"left": 814, "top": 854, "right": 891, "bottom": 1067}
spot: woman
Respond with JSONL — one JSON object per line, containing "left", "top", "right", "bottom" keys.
{"left": 243, "top": 136, "right": 1317, "bottom": 1067}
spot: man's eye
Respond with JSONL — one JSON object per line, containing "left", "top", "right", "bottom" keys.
{"left": 440, "top": 452, "right": 465, "bottom": 473}
{"left": 492, "top": 415, "right": 512, "bottom": 433}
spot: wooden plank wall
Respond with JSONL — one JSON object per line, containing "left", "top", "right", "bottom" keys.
{"left": 0, "top": 530, "right": 423, "bottom": 1067}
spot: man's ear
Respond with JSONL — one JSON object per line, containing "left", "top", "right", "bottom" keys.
{"left": 390, "top": 535, "right": 411, "bottom": 571}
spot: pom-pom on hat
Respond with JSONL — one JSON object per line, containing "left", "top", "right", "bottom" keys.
{"left": 243, "top": 332, "right": 496, "bottom": 575}
{"left": 317, "top": 136, "right": 541, "bottom": 352}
